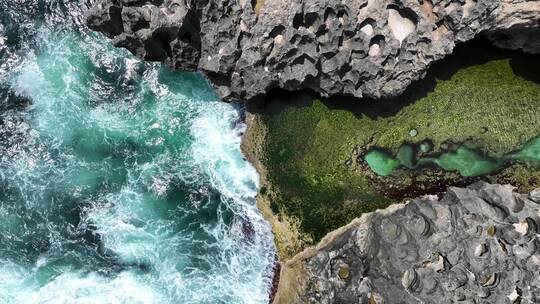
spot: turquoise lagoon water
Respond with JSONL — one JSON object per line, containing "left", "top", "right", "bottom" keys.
{"left": 0, "top": 1, "right": 274, "bottom": 303}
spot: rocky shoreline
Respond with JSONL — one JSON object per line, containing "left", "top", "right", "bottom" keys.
{"left": 241, "top": 102, "right": 540, "bottom": 303}
{"left": 241, "top": 110, "right": 313, "bottom": 261}
{"left": 240, "top": 36, "right": 540, "bottom": 258}
{"left": 240, "top": 111, "right": 283, "bottom": 302}
{"left": 85, "top": 1, "right": 540, "bottom": 303}
{"left": 86, "top": 0, "right": 540, "bottom": 102}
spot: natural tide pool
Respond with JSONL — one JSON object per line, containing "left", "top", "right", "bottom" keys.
{"left": 364, "top": 136, "right": 540, "bottom": 177}
{"left": 0, "top": 1, "right": 274, "bottom": 303}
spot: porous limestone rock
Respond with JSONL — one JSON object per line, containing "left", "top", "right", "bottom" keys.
{"left": 273, "top": 183, "right": 540, "bottom": 304}
{"left": 86, "top": 0, "right": 540, "bottom": 102}
{"left": 485, "top": 0, "right": 540, "bottom": 54}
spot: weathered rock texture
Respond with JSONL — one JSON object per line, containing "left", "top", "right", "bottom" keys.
{"left": 86, "top": 0, "right": 540, "bottom": 101}
{"left": 273, "top": 182, "right": 540, "bottom": 303}
{"left": 485, "top": 0, "right": 540, "bottom": 53}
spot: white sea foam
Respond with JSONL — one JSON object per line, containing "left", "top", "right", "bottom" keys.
{"left": 0, "top": 19, "right": 274, "bottom": 304}
{"left": 190, "top": 100, "right": 275, "bottom": 302}
{"left": 15, "top": 271, "right": 164, "bottom": 304}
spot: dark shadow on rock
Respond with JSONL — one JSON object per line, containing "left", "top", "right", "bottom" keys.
{"left": 510, "top": 54, "right": 540, "bottom": 85}
{"left": 322, "top": 37, "right": 534, "bottom": 119}
{"left": 248, "top": 37, "right": 539, "bottom": 118}
{"left": 246, "top": 89, "right": 316, "bottom": 115}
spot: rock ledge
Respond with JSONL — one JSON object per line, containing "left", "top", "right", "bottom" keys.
{"left": 274, "top": 182, "right": 540, "bottom": 303}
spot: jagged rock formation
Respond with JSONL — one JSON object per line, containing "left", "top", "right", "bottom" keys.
{"left": 273, "top": 183, "right": 540, "bottom": 303}
{"left": 86, "top": 0, "right": 540, "bottom": 102}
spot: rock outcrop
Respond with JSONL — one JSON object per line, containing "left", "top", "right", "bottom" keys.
{"left": 485, "top": 0, "right": 540, "bottom": 54}
{"left": 273, "top": 183, "right": 540, "bottom": 303}
{"left": 86, "top": 0, "right": 540, "bottom": 102}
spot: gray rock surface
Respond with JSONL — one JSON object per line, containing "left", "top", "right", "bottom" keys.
{"left": 86, "top": 0, "right": 540, "bottom": 102}
{"left": 274, "top": 183, "right": 540, "bottom": 303}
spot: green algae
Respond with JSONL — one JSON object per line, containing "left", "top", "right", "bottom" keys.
{"left": 255, "top": 39, "right": 540, "bottom": 249}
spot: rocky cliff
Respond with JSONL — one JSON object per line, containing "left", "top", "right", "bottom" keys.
{"left": 86, "top": 0, "right": 540, "bottom": 102}
{"left": 274, "top": 183, "right": 540, "bottom": 303}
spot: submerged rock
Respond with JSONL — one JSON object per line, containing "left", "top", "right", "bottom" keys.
{"left": 273, "top": 183, "right": 540, "bottom": 303}
{"left": 86, "top": 0, "right": 540, "bottom": 102}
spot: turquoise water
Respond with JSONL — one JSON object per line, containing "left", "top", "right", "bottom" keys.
{"left": 364, "top": 138, "right": 540, "bottom": 177}
{"left": 0, "top": 1, "right": 274, "bottom": 303}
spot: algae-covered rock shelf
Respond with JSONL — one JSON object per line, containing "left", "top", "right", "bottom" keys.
{"left": 246, "top": 40, "right": 540, "bottom": 259}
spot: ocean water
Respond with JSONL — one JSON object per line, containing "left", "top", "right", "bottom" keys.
{"left": 0, "top": 1, "right": 274, "bottom": 303}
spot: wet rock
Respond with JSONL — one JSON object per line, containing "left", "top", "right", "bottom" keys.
{"left": 86, "top": 0, "right": 540, "bottom": 102}
{"left": 275, "top": 183, "right": 540, "bottom": 303}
